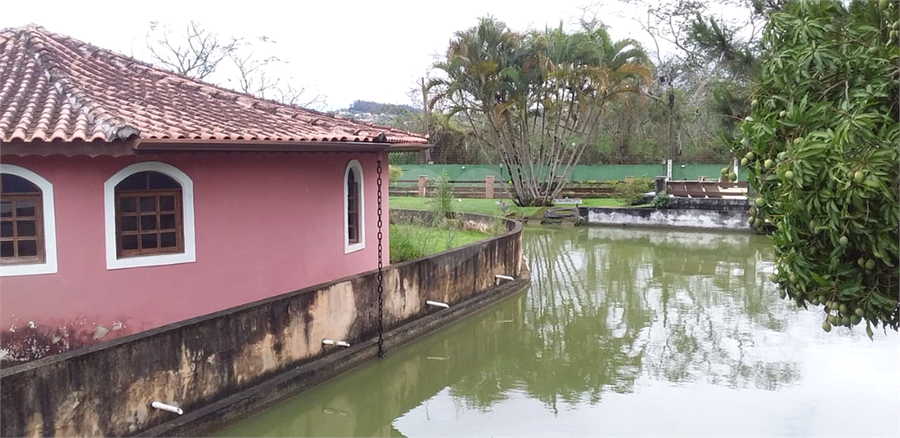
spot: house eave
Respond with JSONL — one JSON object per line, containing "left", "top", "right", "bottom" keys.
{"left": 386, "top": 142, "right": 433, "bottom": 152}
{"left": 0, "top": 138, "right": 432, "bottom": 157}
{"left": 133, "top": 139, "right": 394, "bottom": 153}
{"left": 0, "top": 139, "right": 137, "bottom": 157}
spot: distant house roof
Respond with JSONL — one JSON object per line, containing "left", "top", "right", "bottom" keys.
{"left": 0, "top": 26, "right": 429, "bottom": 156}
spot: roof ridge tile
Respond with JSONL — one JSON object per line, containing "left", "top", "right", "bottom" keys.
{"left": 18, "top": 27, "right": 139, "bottom": 141}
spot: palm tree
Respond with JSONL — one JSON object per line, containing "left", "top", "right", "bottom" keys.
{"left": 430, "top": 18, "right": 652, "bottom": 206}
{"left": 588, "top": 27, "right": 652, "bottom": 97}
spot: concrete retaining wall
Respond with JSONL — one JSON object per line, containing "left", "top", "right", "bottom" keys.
{"left": 667, "top": 197, "right": 750, "bottom": 212}
{"left": 0, "top": 212, "right": 526, "bottom": 437}
{"left": 205, "top": 291, "right": 530, "bottom": 437}
{"left": 582, "top": 207, "right": 750, "bottom": 231}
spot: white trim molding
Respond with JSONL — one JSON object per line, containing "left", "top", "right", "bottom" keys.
{"left": 0, "top": 164, "right": 58, "bottom": 277}
{"left": 343, "top": 159, "right": 365, "bottom": 254}
{"left": 104, "top": 162, "right": 196, "bottom": 270}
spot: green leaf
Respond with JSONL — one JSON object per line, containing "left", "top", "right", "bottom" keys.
{"left": 809, "top": 271, "right": 829, "bottom": 286}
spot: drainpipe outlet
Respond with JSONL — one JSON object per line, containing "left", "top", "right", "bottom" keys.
{"left": 322, "top": 339, "right": 351, "bottom": 347}
{"left": 426, "top": 300, "right": 450, "bottom": 309}
{"left": 151, "top": 401, "right": 183, "bottom": 415}
{"left": 495, "top": 274, "right": 515, "bottom": 284}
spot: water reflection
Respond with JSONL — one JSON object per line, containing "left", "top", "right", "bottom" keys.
{"left": 212, "top": 227, "right": 899, "bottom": 437}
{"left": 517, "top": 227, "right": 798, "bottom": 411}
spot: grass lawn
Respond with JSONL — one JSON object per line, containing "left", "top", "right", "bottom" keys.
{"left": 389, "top": 223, "right": 489, "bottom": 263}
{"left": 388, "top": 196, "right": 631, "bottom": 262}
{"left": 389, "top": 196, "right": 628, "bottom": 219}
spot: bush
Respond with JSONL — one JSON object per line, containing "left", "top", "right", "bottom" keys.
{"left": 614, "top": 177, "right": 653, "bottom": 205}
{"left": 388, "top": 165, "right": 403, "bottom": 186}
{"left": 389, "top": 224, "right": 425, "bottom": 263}
{"left": 650, "top": 191, "right": 669, "bottom": 209}
{"left": 430, "top": 170, "right": 455, "bottom": 219}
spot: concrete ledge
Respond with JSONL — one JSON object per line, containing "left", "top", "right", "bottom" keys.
{"left": 582, "top": 207, "right": 750, "bottom": 231}
{"left": 140, "top": 268, "right": 530, "bottom": 437}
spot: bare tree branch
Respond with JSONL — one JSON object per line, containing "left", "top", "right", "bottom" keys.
{"left": 145, "top": 21, "right": 325, "bottom": 108}
{"left": 145, "top": 20, "right": 238, "bottom": 80}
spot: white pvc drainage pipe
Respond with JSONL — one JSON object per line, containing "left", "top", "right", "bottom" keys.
{"left": 322, "top": 339, "right": 351, "bottom": 347}
{"left": 151, "top": 401, "right": 183, "bottom": 415}
{"left": 426, "top": 300, "right": 450, "bottom": 309}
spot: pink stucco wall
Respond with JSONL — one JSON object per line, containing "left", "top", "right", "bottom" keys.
{"left": 0, "top": 152, "right": 389, "bottom": 340}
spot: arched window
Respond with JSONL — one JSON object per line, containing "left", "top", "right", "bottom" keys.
{"left": 347, "top": 169, "right": 360, "bottom": 243}
{"left": 1, "top": 174, "right": 44, "bottom": 263}
{"left": 104, "top": 162, "right": 195, "bottom": 270}
{"left": 344, "top": 160, "right": 365, "bottom": 253}
{"left": 115, "top": 171, "right": 183, "bottom": 257}
{"left": 0, "top": 164, "right": 57, "bottom": 276}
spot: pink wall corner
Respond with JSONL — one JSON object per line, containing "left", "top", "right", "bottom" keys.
{"left": 0, "top": 151, "right": 391, "bottom": 344}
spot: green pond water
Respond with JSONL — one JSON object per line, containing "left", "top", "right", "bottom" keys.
{"left": 211, "top": 227, "right": 900, "bottom": 437}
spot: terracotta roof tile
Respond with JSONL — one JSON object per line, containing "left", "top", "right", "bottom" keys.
{"left": 0, "top": 26, "right": 428, "bottom": 149}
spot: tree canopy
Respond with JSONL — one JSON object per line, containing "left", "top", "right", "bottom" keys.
{"left": 739, "top": 0, "right": 899, "bottom": 334}
{"left": 428, "top": 18, "right": 651, "bottom": 206}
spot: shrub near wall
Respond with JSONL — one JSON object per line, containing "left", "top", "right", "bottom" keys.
{"left": 613, "top": 177, "right": 654, "bottom": 205}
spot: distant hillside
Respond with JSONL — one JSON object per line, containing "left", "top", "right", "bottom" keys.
{"left": 348, "top": 100, "right": 419, "bottom": 115}
{"left": 335, "top": 100, "right": 421, "bottom": 129}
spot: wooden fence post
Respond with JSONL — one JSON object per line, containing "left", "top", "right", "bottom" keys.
{"left": 485, "top": 175, "right": 495, "bottom": 199}
{"left": 418, "top": 175, "right": 428, "bottom": 197}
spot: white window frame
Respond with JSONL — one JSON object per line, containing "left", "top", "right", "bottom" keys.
{"left": 0, "top": 164, "right": 58, "bottom": 277}
{"left": 104, "top": 162, "right": 196, "bottom": 270}
{"left": 344, "top": 159, "right": 365, "bottom": 254}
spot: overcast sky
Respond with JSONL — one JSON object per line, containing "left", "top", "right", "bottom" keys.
{"left": 4, "top": 0, "right": 659, "bottom": 111}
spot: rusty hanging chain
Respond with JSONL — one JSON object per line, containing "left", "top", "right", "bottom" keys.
{"left": 376, "top": 157, "right": 385, "bottom": 358}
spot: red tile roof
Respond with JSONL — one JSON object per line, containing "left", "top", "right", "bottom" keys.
{"left": 0, "top": 26, "right": 428, "bottom": 151}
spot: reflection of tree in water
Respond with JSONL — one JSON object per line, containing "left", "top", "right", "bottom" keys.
{"left": 445, "top": 336, "right": 523, "bottom": 412}
{"left": 522, "top": 228, "right": 650, "bottom": 410}
{"left": 451, "top": 227, "right": 803, "bottom": 415}
{"left": 449, "top": 228, "right": 653, "bottom": 414}
{"left": 632, "top": 229, "right": 802, "bottom": 391}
